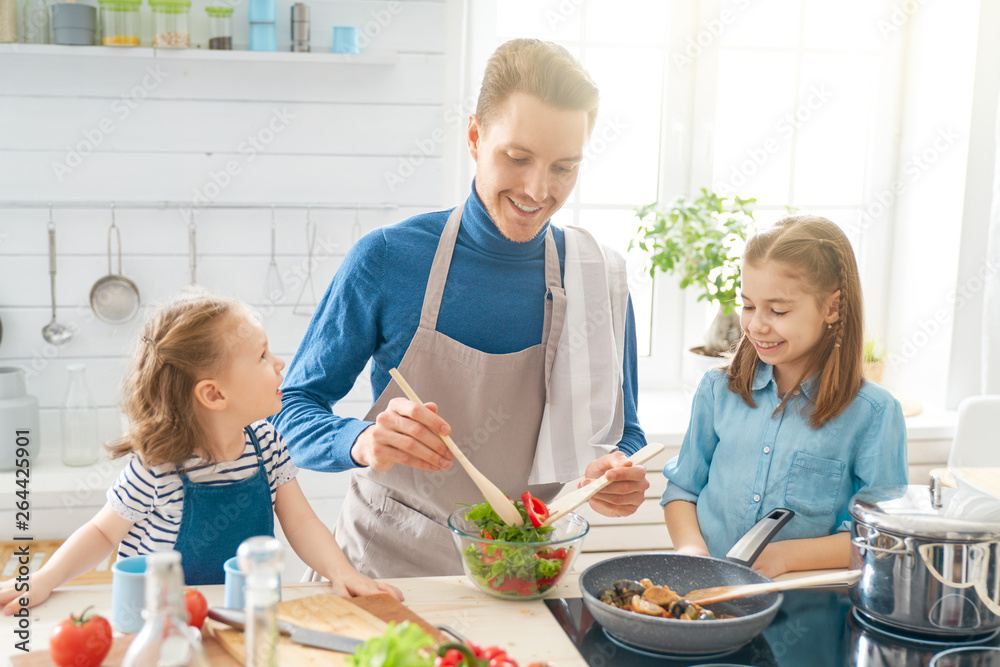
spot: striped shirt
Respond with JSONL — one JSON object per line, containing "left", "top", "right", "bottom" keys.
{"left": 107, "top": 420, "right": 298, "bottom": 559}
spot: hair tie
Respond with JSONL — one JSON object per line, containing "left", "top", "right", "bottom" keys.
{"left": 142, "top": 336, "right": 164, "bottom": 367}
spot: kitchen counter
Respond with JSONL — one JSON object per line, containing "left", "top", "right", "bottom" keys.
{"left": 2, "top": 569, "right": 847, "bottom": 665}
{"left": 3, "top": 575, "right": 589, "bottom": 665}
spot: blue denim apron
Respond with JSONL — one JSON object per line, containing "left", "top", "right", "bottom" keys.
{"left": 172, "top": 426, "right": 275, "bottom": 585}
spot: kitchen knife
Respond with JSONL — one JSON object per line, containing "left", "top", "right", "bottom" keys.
{"left": 208, "top": 607, "right": 363, "bottom": 654}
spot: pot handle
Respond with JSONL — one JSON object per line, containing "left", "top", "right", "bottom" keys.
{"left": 724, "top": 508, "right": 795, "bottom": 566}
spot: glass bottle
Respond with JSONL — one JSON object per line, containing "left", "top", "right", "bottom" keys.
{"left": 121, "top": 551, "right": 208, "bottom": 667}
{"left": 21, "top": 0, "right": 52, "bottom": 43}
{"left": 0, "top": 0, "right": 15, "bottom": 42}
{"left": 237, "top": 536, "right": 283, "bottom": 666}
{"left": 61, "top": 364, "right": 99, "bottom": 467}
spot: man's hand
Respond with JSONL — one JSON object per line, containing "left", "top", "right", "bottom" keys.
{"left": 350, "top": 398, "right": 455, "bottom": 472}
{"left": 581, "top": 451, "right": 649, "bottom": 517}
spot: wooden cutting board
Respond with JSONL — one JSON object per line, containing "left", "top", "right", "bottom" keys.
{"left": 209, "top": 593, "right": 447, "bottom": 665}
{"left": 12, "top": 594, "right": 443, "bottom": 666}
{"left": 954, "top": 467, "right": 1000, "bottom": 500}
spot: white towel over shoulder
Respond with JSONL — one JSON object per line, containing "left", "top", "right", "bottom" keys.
{"left": 529, "top": 225, "right": 629, "bottom": 485}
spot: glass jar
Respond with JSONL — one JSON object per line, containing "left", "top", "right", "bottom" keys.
{"left": 21, "top": 0, "right": 53, "bottom": 43}
{"left": 61, "top": 364, "right": 99, "bottom": 467}
{"left": 98, "top": 0, "right": 140, "bottom": 45}
{"left": 0, "top": 367, "right": 40, "bottom": 472}
{"left": 149, "top": 0, "right": 189, "bottom": 48}
{"left": 205, "top": 6, "right": 231, "bottom": 50}
{"left": 0, "top": 0, "right": 15, "bottom": 42}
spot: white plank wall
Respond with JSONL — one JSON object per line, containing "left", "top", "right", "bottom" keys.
{"left": 0, "top": 1, "right": 455, "bottom": 575}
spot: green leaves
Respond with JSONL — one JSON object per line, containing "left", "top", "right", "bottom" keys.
{"left": 633, "top": 188, "right": 756, "bottom": 316}
{"left": 345, "top": 621, "right": 436, "bottom": 667}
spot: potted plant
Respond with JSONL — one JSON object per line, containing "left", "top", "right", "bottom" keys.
{"left": 863, "top": 337, "right": 886, "bottom": 385}
{"left": 631, "top": 188, "right": 756, "bottom": 360}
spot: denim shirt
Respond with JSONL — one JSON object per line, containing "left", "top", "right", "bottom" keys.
{"left": 661, "top": 364, "right": 908, "bottom": 558}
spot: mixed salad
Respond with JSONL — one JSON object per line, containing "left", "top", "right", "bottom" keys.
{"left": 460, "top": 492, "right": 572, "bottom": 598}
{"left": 346, "top": 621, "right": 554, "bottom": 667}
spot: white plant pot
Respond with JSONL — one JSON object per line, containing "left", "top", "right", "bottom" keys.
{"left": 682, "top": 346, "right": 727, "bottom": 393}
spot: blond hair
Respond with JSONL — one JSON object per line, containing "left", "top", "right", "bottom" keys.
{"left": 727, "top": 215, "right": 864, "bottom": 428}
{"left": 476, "top": 38, "right": 599, "bottom": 134}
{"left": 107, "top": 292, "right": 250, "bottom": 467}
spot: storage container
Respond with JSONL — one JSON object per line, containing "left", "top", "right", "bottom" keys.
{"left": 0, "top": 367, "right": 41, "bottom": 471}
{"left": 99, "top": 0, "right": 140, "bottom": 45}
{"left": 149, "top": 0, "right": 189, "bottom": 48}
{"left": 205, "top": 6, "right": 231, "bottom": 49}
{"left": 51, "top": 3, "right": 96, "bottom": 45}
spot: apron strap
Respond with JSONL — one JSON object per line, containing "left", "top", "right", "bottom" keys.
{"left": 418, "top": 204, "right": 464, "bottom": 331}
{"left": 542, "top": 228, "right": 566, "bottom": 397}
{"left": 175, "top": 426, "right": 264, "bottom": 481}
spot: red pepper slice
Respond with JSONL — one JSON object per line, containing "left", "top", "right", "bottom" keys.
{"left": 520, "top": 491, "right": 550, "bottom": 528}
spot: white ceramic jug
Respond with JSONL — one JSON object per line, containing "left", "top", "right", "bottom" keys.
{"left": 0, "top": 367, "right": 41, "bottom": 471}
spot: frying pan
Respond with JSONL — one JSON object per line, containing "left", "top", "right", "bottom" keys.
{"left": 579, "top": 508, "right": 793, "bottom": 656}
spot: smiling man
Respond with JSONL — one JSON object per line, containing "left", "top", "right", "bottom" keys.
{"left": 273, "top": 39, "right": 649, "bottom": 577}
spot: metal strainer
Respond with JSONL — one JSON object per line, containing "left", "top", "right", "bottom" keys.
{"left": 89, "top": 205, "right": 140, "bottom": 324}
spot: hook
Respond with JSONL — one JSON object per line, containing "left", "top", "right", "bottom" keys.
{"left": 110, "top": 201, "right": 117, "bottom": 229}
{"left": 48, "top": 202, "right": 54, "bottom": 232}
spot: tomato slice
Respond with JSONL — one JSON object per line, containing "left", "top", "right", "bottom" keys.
{"left": 520, "top": 491, "right": 550, "bottom": 528}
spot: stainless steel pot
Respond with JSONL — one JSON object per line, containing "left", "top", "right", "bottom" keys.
{"left": 850, "top": 481, "right": 1000, "bottom": 637}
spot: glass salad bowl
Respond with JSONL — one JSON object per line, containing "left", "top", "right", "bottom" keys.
{"left": 448, "top": 505, "right": 589, "bottom": 600}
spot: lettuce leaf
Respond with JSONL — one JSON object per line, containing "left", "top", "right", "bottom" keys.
{"left": 345, "top": 621, "right": 435, "bottom": 667}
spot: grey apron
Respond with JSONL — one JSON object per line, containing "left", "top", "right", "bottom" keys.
{"left": 333, "top": 202, "right": 567, "bottom": 578}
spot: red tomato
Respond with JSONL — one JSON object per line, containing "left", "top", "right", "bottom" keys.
{"left": 48, "top": 606, "right": 113, "bottom": 667}
{"left": 183, "top": 588, "right": 208, "bottom": 630}
{"left": 482, "top": 646, "right": 508, "bottom": 660}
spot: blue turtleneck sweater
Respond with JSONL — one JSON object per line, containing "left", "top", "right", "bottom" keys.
{"left": 273, "top": 186, "right": 645, "bottom": 472}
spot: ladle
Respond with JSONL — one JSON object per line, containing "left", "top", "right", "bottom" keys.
{"left": 388, "top": 367, "right": 524, "bottom": 527}
{"left": 264, "top": 206, "right": 284, "bottom": 302}
{"left": 42, "top": 210, "right": 73, "bottom": 345}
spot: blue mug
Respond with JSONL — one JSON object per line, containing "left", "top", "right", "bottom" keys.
{"left": 332, "top": 26, "right": 359, "bottom": 54}
{"left": 111, "top": 555, "right": 146, "bottom": 633}
{"left": 224, "top": 555, "right": 281, "bottom": 609}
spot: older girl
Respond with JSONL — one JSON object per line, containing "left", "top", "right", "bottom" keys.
{"left": 662, "top": 215, "right": 907, "bottom": 577}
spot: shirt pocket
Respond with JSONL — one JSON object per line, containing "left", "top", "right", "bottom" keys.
{"left": 784, "top": 451, "right": 845, "bottom": 517}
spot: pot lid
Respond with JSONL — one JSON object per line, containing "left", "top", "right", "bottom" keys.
{"left": 850, "top": 484, "right": 1000, "bottom": 540}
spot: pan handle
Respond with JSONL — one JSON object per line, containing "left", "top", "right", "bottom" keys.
{"left": 723, "top": 508, "right": 794, "bottom": 567}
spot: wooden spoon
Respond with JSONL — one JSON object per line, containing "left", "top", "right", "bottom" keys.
{"left": 388, "top": 368, "right": 524, "bottom": 527}
{"left": 684, "top": 569, "right": 862, "bottom": 606}
{"left": 540, "top": 442, "right": 665, "bottom": 527}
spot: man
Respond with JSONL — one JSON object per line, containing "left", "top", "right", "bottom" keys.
{"left": 273, "top": 38, "right": 649, "bottom": 577}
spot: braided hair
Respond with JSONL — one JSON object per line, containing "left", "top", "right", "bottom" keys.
{"left": 727, "top": 215, "right": 864, "bottom": 428}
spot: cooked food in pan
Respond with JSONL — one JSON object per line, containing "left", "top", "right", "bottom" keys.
{"left": 597, "top": 579, "right": 733, "bottom": 620}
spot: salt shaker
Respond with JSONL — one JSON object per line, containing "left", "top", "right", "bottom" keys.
{"left": 237, "top": 536, "right": 283, "bottom": 666}
{"left": 290, "top": 2, "right": 309, "bottom": 52}
{"left": 121, "top": 551, "right": 209, "bottom": 667}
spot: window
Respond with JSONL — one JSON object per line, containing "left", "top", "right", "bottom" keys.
{"left": 466, "top": 0, "right": 905, "bottom": 390}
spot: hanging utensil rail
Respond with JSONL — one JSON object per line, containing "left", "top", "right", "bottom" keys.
{"left": 0, "top": 201, "right": 398, "bottom": 211}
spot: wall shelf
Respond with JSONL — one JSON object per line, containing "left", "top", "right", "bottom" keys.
{"left": 0, "top": 43, "right": 398, "bottom": 65}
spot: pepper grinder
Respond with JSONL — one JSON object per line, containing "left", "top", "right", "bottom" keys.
{"left": 237, "top": 536, "right": 283, "bottom": 666}
{"left": 290, "top": 2, "right": 309, "bottom": 52}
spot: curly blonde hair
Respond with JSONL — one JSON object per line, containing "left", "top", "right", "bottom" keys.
{"left": 107, "top": 292, "right": 250, "bottom": 467}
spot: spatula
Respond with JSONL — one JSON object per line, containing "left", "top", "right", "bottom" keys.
{"left": 540, "top": 442, "right": 665, "bottom": 527}
{"left": 683, "top": 569, "right": 862, "bottom": 606}
{"left": 388, "top": 368, "right": 524, "bottom": 527}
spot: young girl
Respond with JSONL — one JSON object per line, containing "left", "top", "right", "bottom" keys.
{"left": 1, "top": 293, "right": 401, "bottom": 614}
{"left": 662, "top": 215, "right": 907, "bottom": 578}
